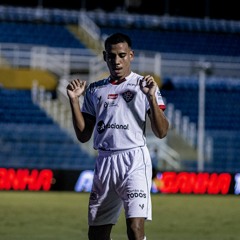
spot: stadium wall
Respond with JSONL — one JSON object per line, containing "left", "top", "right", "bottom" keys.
{"left": 0, "top": 68, "right": 57, "bottom": 90}
{"left": 0, "top": 168, "right": 239, "bottom": 195}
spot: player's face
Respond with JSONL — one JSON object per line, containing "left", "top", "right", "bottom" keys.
{"left": 104, "top": 42, "right": 134, "bottom": 80}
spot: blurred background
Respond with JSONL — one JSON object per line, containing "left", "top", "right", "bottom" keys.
{"left": 0, "top": 0, "right": 240, "bottom": 192}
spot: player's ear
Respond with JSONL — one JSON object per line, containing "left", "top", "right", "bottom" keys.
{"left": 103, "top": 51, "right": 107, "bottom": 62}
{"left": 130, "top": 50, "right": 134, "bottom": 61}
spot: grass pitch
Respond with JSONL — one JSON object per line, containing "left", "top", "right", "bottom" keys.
{"left": 0, "top": 191, "right": 239, "bottom": 240}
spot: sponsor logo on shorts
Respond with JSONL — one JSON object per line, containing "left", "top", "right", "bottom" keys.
{"left": 127, "top": 189, "right": 146, "bottom": 199}
{"left": 97, "top": 120, "right": 129, "bottom": 134}
{"left": 139, "top": 204, "right": 144, "bottom": 209}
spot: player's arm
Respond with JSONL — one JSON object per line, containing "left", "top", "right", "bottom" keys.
{"left": 147, "top": 96, "right": 169, "bottom": 139}
{"left": 70, "top": 99, "right": 95, "bottom": 142}
{"left": 140, "top": 75, "right": 169, "bottom": 139}
{"left": 67, "top": 79, "right": 96, "bottom": 143}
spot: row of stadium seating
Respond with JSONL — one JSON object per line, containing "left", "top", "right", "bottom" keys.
{"left": 162, "top": 76, "right": 240, "bottom": 172}
{"left": 1, "top": 21, "right": 239, "bottom": 58}
{"left": 1, "top": 6, "right": 240, "bottom": 34}
{"left": 100, "top": 27, "right": 240, "bottom": 56}
{"left": 0, "top": 6, "right": 79, "bottom": 24}
{"left": 89, "top": 12, "right": 240, "bottom": 34}
{"left": 0, "top": 89, "right": 53, "bottom": 124}
{"left": 0, "top": 88, "right": 95, "bottom": 170}
{"left": 162, "top": 80, "right": 240, "bottom": 130}
{"left": 0, "top": 22, "right": 88, "bottom": 49}
{"left": 0, "top": 11, "right": 239, "bottom": 59}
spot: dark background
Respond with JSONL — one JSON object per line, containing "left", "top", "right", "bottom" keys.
{"left": 0, "top": 0, "right": 239, "bottom": 21}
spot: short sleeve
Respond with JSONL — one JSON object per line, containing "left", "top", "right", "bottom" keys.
{"left": 146, "top": 88, "right": 166, "bottom": 111}
{"left": 81, "top": 84, "right": 96, "bottom": 117}
{"left": 156, "top": 89, "right": 166, "bottom": 111}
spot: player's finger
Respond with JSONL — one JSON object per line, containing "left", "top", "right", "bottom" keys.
{"left": 72, "top": 79, "right": 80, "bottom": 87}
{"left": 139, "top": 78, "right": 146, "bottom": 88}
{"left": 144, "top": 75, "right": 155, "bottom": 85}
{"left": 82, "top": 81, "right": 87, "bottom": 88}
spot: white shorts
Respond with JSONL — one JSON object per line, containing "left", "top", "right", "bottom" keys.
{"left": 88, "top": 146, "right": 152, "bottom": 226}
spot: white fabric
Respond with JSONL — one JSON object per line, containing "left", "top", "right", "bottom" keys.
{"left": 88, "top": 146, "right": 152, "bottom": 226}
{"left": 82, "top": 72, "right": 166, "bottom": 151}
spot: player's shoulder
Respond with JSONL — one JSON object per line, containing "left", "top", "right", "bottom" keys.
{"left": 87, "top": 78, "right": 109, "bottom": 93}
{"left": 128, "top": 72, "right": 143, "bottom": 81}
{"left": 126, "top": 72, "right": 143, "bottom": 85}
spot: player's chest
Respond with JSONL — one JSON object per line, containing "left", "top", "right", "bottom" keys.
{"left": 94, "top": 86, "right": 139, "bottom": 111}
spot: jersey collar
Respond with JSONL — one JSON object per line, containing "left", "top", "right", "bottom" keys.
{"left": 109, "top": 72, "right": 133, "bottom": 85}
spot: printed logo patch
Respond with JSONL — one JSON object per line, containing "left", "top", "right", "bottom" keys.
{"left": 127, "top": 189, "right": 146, "bottom": 199}
{"left": 139, "top": 204, "right": 144, "bottom": 209}
{"left": 97, "top": 120, "right": 105, "bottom": 134}
{"left": 97, "top": 120, "right": 129, "bottom": 134}
{"left": 122, "top": 91, "right": 134, "bottom": 103}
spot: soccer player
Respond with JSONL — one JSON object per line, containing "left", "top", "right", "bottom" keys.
{"left": 67, "top": 32, "right": 169, "bottom": 240}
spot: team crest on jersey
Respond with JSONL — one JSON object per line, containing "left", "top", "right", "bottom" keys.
{"left": 122, "top": 91, "right": 134, "bottom": 103}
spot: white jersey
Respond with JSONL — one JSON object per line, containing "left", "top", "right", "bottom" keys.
{"left": 82, "top": 72, "right": 166, "bottom": 151}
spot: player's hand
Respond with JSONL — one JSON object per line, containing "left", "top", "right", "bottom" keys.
{"left": 140, "top": 75, "right": 157, "bottom": 97}
{"left": 67, "top": 79, "right": 86, "bottom": 99}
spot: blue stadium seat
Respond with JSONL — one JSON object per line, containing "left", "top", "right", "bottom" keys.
{"left": 100, "top": 27, "right": 240, "bottom": 56}
{"left": 162, "top": 76, "right": 240, "bottom": 172}
{"left": 0, "top": 22, "right": 88, "bottom": 49}
{"left": 0, "top": 88, "right": 95, "bottom": 170}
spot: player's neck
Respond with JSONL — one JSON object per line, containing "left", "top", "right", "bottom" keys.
{"left": 109, "top": 77, "right": 126, "bottom": 85}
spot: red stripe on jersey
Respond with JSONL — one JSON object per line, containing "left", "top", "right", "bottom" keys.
{"left": 159, "top": 105, "right": 166, "bottom": 111}
{"left": 109, "top": 78, "right": 126, "bottom": 85}
{"left": 108, "top": 94, "right": 118, "bottom": 99}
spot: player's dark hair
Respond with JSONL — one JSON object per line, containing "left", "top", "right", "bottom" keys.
{"left": 104, "top": 32, "right": 132, "bottom": 49}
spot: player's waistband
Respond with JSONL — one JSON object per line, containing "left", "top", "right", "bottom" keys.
{"left": 98, "top": 145, "right": 147, "bottom": 157}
